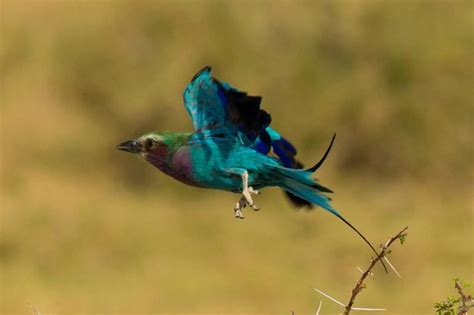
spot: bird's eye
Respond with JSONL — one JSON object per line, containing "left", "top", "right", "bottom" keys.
{"left": 145, "top": 139, "right": 154, "bottom": 150}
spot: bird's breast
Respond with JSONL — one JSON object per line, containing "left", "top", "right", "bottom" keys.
{"left": 169, "top": 147, "right": 201, "bottom": 187}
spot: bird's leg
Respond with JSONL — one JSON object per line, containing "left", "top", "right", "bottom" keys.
{"left": 241, "top": 171, "right": 260, "bottom": 211}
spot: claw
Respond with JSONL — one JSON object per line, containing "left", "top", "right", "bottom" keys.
{"left": 248, "top": 187, "right": 260, "bottom": 195}
{"left": 234, "top": 209, "right": 245, "bottom": 219}
{"left": 243, "top": 187, "right": 260, "bottom": 211}
{"left": 251, "top": 204, "right": 260, "bottom": 211}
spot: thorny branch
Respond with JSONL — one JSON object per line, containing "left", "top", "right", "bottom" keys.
{"left": 343, "top": 226, "right": 408, "bottom": 315}
{"left": 314, "top": 226, "right": 408, "bottom": 314}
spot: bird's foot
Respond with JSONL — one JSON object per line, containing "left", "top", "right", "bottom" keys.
{"left": 232, "top": 170, "right": 261, "bottom": 219}
{"left": 234, "top": 186, "right": 261, "bottom": 219}
{"left": 243, "top": 186, "right": 261, "bottom": 211}
{"left": 234, "top": 197, "right": 246, "bottom": 219}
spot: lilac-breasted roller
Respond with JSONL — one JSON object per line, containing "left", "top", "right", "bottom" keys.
{"left": 117, "top": 66, "right": 381, "bottom": 257}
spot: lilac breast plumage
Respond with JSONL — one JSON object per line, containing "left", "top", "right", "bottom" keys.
{"left": 170, "top": 147, "right": 199, "bottom": 186}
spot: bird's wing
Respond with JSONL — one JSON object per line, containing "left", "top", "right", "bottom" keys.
{"left": 183, "top": 66, "right": 271, "bottom": 140}
{"left": 184, "top": 67, "right": 301, "bottom": 167}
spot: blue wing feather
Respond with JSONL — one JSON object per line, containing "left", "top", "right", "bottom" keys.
{"left": 183, "top": 66, "right": 230, "bottom": 133}
{"left": 184, "top": 67, "right": 300, "bottom": 168}
{"left": 183, "top": 66, "right": 271, "bottom": 142}
{"left": 252, "top": 127, "right": 298, "bottom": 168}
{"left": 184, "top": 67, "right": 302, "bottom": 170}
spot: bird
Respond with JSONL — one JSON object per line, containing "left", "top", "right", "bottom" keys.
{"left": 117, "top": 66, "right": 381, "bottom": 257}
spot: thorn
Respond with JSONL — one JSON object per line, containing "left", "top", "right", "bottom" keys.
{"left": 313, "top": 288, "right": 386, "bottom": 312}
{"left": 351, "top": 306, "right": 386, "bottom": 312}
{"left": 383, "top": 257, "right": 401, "bottom": 278}
{"left": 315, "top": 300, "right": 323, "bottom": 315}
{"left": 313, "top": 288, "right": 345, "bottom": 307}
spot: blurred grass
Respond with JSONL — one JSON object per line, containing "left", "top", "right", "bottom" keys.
{"left": 1, "top": 0, "right": 473, "bottom": 314}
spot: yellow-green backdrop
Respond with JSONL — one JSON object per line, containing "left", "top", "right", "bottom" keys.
{"left": 1, "top": 1, "right": 472, "bottom": 314}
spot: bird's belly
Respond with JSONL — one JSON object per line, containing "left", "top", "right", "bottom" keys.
{"left": 193, "top": 167, "right": 246, "bottom": 192}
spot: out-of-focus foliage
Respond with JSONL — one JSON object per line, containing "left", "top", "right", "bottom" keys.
{"left": 1, "top": 1, "right": 472, "bottom": 313}
{"left": 434, "top": 279, "right": 473, "bottom": 315}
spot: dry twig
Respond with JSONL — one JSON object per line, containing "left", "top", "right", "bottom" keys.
{"left": 357, "top": 266, "right": 375, "bottom": 279}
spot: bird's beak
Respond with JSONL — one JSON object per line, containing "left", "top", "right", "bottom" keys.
{"left": 116, "top": 139, "right": 141, "bottom": 154}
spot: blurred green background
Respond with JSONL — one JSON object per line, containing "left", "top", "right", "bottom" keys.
{"left": 1, "top": 1, "right": 473, "bottom": 314}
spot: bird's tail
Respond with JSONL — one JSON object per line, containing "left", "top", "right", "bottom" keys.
{"left": 272, "top": 140, "right": 382, "bottom": 259}
{"left": 283, "top": 160, "right": 315, "bottom": 209}
{"left": 276, "top": 167, "right": 337, "bottom": 217}
{"left": 280, "top": 134, "right": 336, "bottom": 213}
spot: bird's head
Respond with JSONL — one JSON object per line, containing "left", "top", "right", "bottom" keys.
{"left": 117, "top": 132, "right": 170, "bottom": 159}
